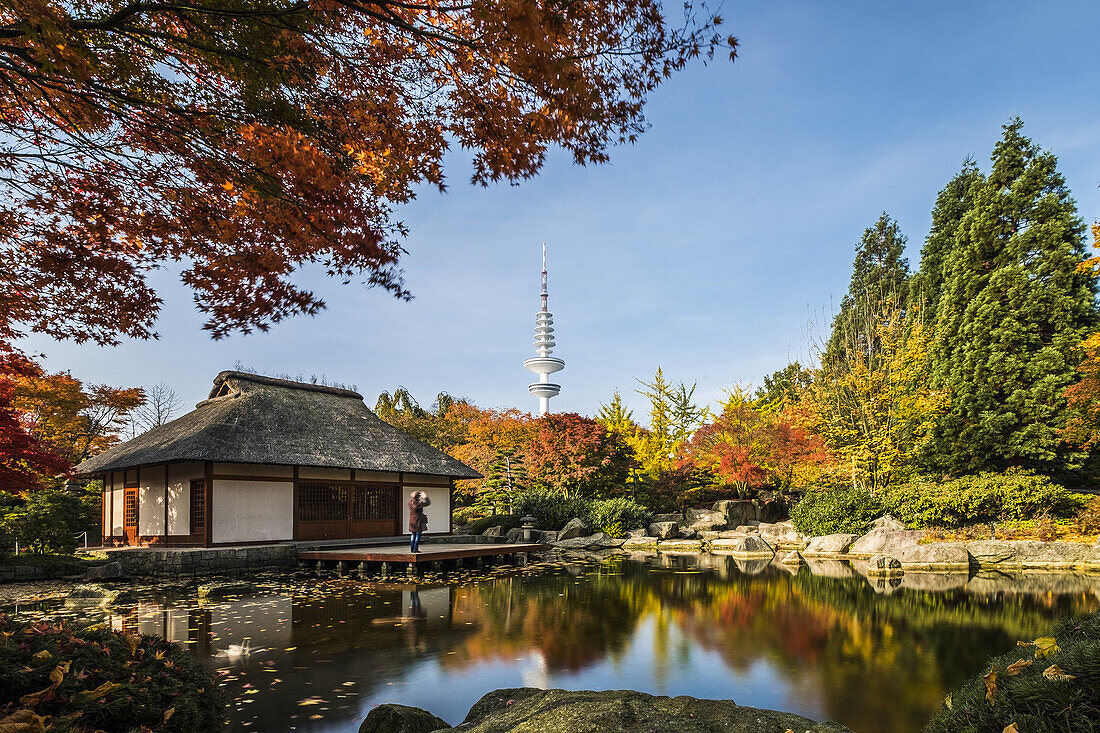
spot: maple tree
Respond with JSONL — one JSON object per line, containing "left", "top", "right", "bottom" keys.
{"left": 1064, "top": 217, "right": 1100, "bottom": 448}
{"left": 11, "top": 368, "right": 143, "bottom": 465}
{"left": 524, "top": 412, "right": 632, "bottom": 498}
{"left": 1, "top": 0, "right": 736, "bottom": 347}
{"left": 0, "top": 351, "right": 69, "bottom": 493}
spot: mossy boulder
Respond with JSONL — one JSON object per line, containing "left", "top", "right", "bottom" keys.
{"left": 358, "top": 703, "right": 449, "bottom": 733}
{"left": 440, "top": 688, "right": 853, "bottom": 732}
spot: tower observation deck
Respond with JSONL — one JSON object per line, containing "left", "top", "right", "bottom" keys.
{"left": 523, "top": 244, "right": 564, "bottom": 415}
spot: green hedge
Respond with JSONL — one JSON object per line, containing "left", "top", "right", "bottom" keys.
{"left": 789, "top": 486, "right": 882, "bottom": 536}
{"left": 790, "top": 470, "right": 1087, "bottom": 536}
{"left": 924, "top": 610, "right": 1100, "bottom": 732}
{"left": 0, "top": 614, "right": 226, "bottom": 732}
{"left": 585, "top": 497, "right": 653, "bottom": 537}
{"left": 883, "top": 469, "right": 1086, "bottom": 529}
{"left": 466, "top": 514, "right": 523, "bottom": 535}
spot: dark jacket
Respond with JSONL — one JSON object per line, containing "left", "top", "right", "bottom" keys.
{"left": 408, "top": 494, "right": 431, "bottom": 533}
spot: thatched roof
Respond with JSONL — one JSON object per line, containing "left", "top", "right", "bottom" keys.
{"left": 71, "top": 371, "right": 480, "bottom": 479}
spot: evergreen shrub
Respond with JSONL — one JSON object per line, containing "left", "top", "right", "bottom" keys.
{"left": 451, "top": 506, "right": 483, "bottom": 526}
{"left": 512, "top": 490, "right": 652, "bottom": 534}
{"left": 466, "top": 514, "right": 522, "bottom": 535}
{"left": 513, "top": 489, "right": 590, "bottom": 531}
{"left": 924, "top": 610, "right": 1100, "bottom": 733}
{"left": 0, "top": 615, "right": 226, "bottom": 732}
{"left": 882, "top": 469, "right": 1085, "bottom": 529}
{"left": 585, "top": 497, "right": 652, "bottom": 536}
{"left": 789, "top": 487, "right": 882, "bottom": 536}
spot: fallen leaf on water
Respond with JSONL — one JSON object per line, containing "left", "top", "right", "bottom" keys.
{"left": 1042, "top": 664, "right": 1075, "bottom": 682}
{"left": 1005, "top": 659, "right": 1032, "bottom": 676}
{"left": 983, "top": 668, "right": 997, "bottom": 705}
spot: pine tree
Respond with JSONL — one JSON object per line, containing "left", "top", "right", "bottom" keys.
{"left": 596, "top": 390, "right": 636, "bottom": 436}
{"left": 825, "top": 213, "right": 911, "bottom": 366}
{"left": 479, "top": 446, "right": 528, "bottom": 514}
{"left": 911, "top": 159, "right": 982, "bottom": 316}
{"left": 928, "top": 119, "right": 1097, "bottom": 472}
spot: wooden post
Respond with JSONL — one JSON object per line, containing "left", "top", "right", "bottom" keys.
{"left": 203, "top": 462, "right": 214, "bottom": 547}
{"left": 292, "top": 466, "right": 300, "bottom": 541}
{"left": 163, "top": 463, "right": 169, "bottom": 544}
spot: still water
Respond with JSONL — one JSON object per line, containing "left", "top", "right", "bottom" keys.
{"left": 16, "top": 554, "right": 1100, "bottom": 732}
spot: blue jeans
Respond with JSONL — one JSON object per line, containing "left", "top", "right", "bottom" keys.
{"left": 410, "top": 531, "right": 422, "bottom": 552}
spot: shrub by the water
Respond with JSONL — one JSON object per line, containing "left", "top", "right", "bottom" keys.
{"left": 585, "top": 497, "right": 652, "bottom": 536}
{"left": 0, "top": 615, "right": 226, "bottom": 732}
{"left": 924, "top": 610, "right": 1100, "bottom": 733}
{"left": 466, "top": 514, "right": 522, "bottom": 535}
{"left": 451, "top": 505, "right": 484, "bottom": 526}
{"left": 513, "top": 489, "right": 590, "bottom": 531}
{"left": 789, "top": 487, "right": 882, "bottom": 536}
{"left": 882, "top": 469, "right": 1085, "bottom": 529}
{"left": 512, "top": 490, "right": 652, "bottom": 534}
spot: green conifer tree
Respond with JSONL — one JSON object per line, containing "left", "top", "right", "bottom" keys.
{"left": 928, "top": 119, "right": 1097, "bottom": 472}
{"left": 910, "top": 159, "right": 982, "bottom": 316}
{"left": 825, "top": 213, "right": 911, "bottom": 366}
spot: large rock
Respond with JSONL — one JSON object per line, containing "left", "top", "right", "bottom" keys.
{"left": 710, "top": 535, "right": 775, "bottom": 557}
{"left": 713, "top": 499, "right": 757, "bottom": 527}
{"left": 1005, "top": 540, "right": 1090, "bottom": 568}
{"left": 558, "top": 518, "right": 589, "bottom": 541}
{"left": 758, "top": 522, "right": 810, "bottom": 548}
{"left": 551, "top": 532, "right": 621, "bottom": 549}
{"left": 505, "top": 527, "right": 524, "bottom": 544}
{"left": 779, "top": 550, "right": 804, "bottom": 565}
{"left": 654, "top": 513, "right": 683, "bottom": 524}
{"left": 1086, "top": 540, "right": 1100, "bottom": 568}
{"left": 685, "top": 507, "right": 726, "bottom": 526}
{"left": 482, "top": 526, "right": 503, "bottom": 538}
{"left": 802, "top": 533, "right": 859, "bottom": 557}
{"left": 622, "top": 536, "right": 659, "bottom": 551}
{"left": 847, "top": 527, "right": 926, "bottom": 558}
{"left": 869, "top": 515, "right": 907, "bottom": 532}
{"left": 893, "top": 542, "right": 972, "bottom": 570}
{"left": 441, "top": 688, "right": 853, "bottom": 733}
{"left": 648, "top": 521, "right": 679, "bottom": 539}
{"left": 625, "top": 528, "right": 649, "bottom": 539}
{"left": 359, "top": 703, "right": 449, "bottom": 733}
{"left": 656, "top": 539, "right": 704, "bottom": 553}
{"left": 965, "top": 540, "right": 1018, "bottom": 565}
{"left": 83, "top": 561, "right": 126, "bottom": 582}
{"left": 865, "top": 554, "right": 902, "bottom": 576}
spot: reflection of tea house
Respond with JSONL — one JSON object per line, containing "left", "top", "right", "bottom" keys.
{"left": 71, "top": 371, "right": 480, "bottom": 547}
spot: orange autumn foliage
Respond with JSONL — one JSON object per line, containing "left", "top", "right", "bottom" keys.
{"left": 1, "top": 0, "right": 736, "bottom": 347}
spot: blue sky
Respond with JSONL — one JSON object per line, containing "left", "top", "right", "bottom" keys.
{"left": 22, "top": 0, "right": 1100, "bottom": 421}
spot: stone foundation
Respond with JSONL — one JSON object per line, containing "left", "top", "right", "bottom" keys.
{"left": 91, "top": 544, "right": 298, "bottom": 579}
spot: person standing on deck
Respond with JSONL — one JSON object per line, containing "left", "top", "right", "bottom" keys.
{"left": 408, "top": 491, "right": 430, "bottom": 553}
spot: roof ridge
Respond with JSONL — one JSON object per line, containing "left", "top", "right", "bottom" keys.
{"left": 212, "top": 370, "right": 363, "bottom": 400}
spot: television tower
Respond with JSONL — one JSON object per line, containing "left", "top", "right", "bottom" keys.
{"left": 524, "top": 244, "right": 564, "bottom": 415}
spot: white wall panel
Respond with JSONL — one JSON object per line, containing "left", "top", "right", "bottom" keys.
{"left": 167, "top": 462, "right": 203, "bottom": 535}
{"left": 138, "top": 465, "right": 166, "bottom": 536}
{"left": 110, "top": 489, "right": 124, "bottom": 536}
{"left": 402, "top": 484, "right": 451, "bottom": 535}
{"left": 212, "top": 480, "right": 293, "bottom": 543}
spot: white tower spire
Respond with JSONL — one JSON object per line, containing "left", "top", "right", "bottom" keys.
{"left": 524, "top": 243, "right": 564, "bottom": 415}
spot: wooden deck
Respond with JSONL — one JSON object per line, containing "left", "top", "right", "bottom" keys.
{"left": 298, "top": 543, "right": 543, "bottom": 565}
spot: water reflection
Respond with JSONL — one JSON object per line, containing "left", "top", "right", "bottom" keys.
{"left": 20, "top": 557, "right": 1100, "bottom": 733}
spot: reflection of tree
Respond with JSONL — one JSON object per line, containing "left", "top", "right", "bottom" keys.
{"left": 442, "top": 560, "right": 1097, "bottom": 733}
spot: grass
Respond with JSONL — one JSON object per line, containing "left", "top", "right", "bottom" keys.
{"left": 0, "top": 553, "right": 100, "bottom": 575}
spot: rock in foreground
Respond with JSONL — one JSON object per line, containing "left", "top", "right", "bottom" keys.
{"left": 432, "top": 688, "right": 853, "bottom": 733}
{"left": 359, "top": 703, "right": 449, "bottom": 733}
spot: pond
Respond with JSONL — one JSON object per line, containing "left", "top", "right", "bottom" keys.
{"left": 10, "top": 554, "right": 1100, "bottom": 733}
